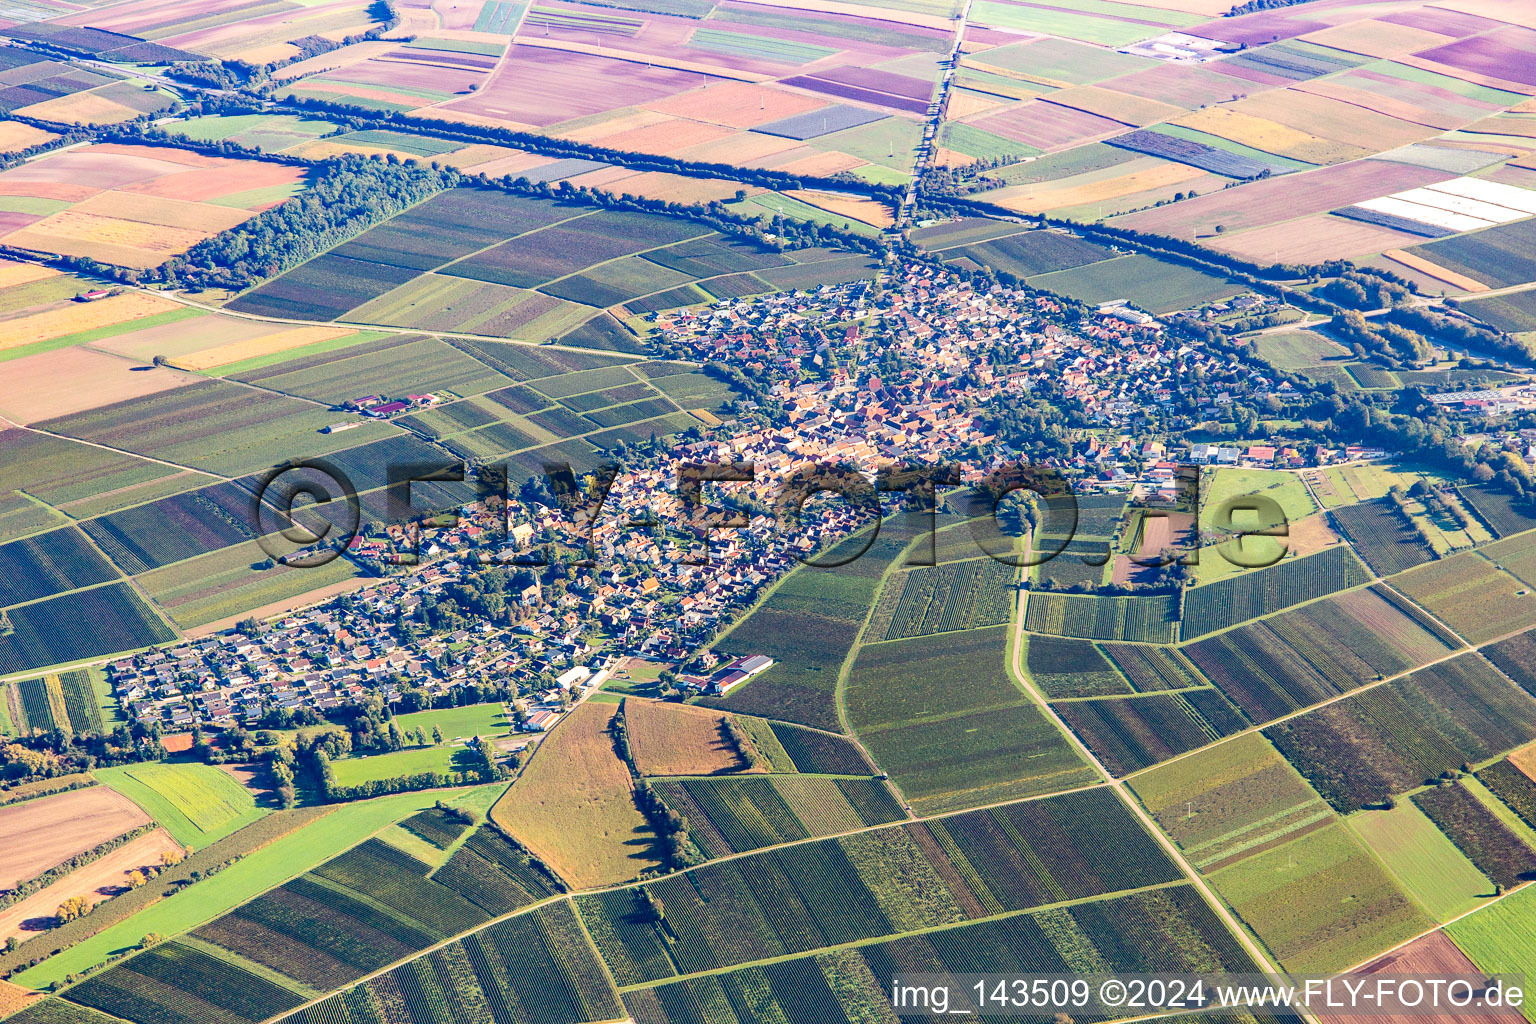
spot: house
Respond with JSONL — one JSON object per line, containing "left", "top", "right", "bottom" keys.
{"left": 522, "top": 709, "right": 560, "bottom": 731}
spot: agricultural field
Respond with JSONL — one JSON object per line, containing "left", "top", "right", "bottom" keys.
{"left": 1412, "top": 782, "right": 1536, "bottom": 889}
{"left": 5, "top": 669, "right": 107, "bottom": 736}
{"left": 1182, "top": 546, "right": 1373, "bottom": 640}
{"left": 1024, "top": 635, "right": 1130, "bottom": 698}
{"left": 1054, "top": 689, "right": 1249, "bottom": 776}
{"left": 1025, "top": 590, "right": 1179, "bottom": 643}
{"left": 0, "top": 583, "right": 175, "bottom": 676}
{"left": 95, "top": 762, "right": 266, "bottom": 848}
{"left": 847, "top": 625, "right": 1096, "bottom": 812}
{"left": 620, "top": 884, "right": 1256, "bottom": 1022}
{"left": 1332, "top": 497, "right": 1439, "bottom": 575}
{"left": 1264, "top": 653, "right": 1536, "bottom": 813}
{"left": 580, "top": 786, "right": 1181, "bottom": 986}
{"left": 1346, "top": 800, "right": 1495, "bottom": 921}
{"left": 653, "top": 775, "right": 904, "bottom": 856}
{"left": 1183, "top": 584, "right": 1462, "bottom": 725}
{"left": 490, "top": 702, "right": 660, "bottom": 888}
{"left": 0, "top": 144, "right": 306, "bottom": 270}
{"left": 1027, "top": 255, "right": 1244, "bottom": 314}
{"left": 863, "top": 557, "right": 1015, "bottom": 641}
{"left": 1209, "top": 821, "right": 1432, "bottom": 973}
{"left": 1392, "top": 551, "right": 1536, "bottom": 644}
{"left": 63, "top": 939, "right": 306, "bottom": 1024}
{"left": 1447, "top": 883, "right": 1536, "bottom": 1001}
{"left": 625, "top": 699, "right": 757, "bottom": 777}
{"left": 765, "top": 723, "right": 874, "bottom": 776}
{"left": 0, "top": 786, "right": 149, "bottom": 890}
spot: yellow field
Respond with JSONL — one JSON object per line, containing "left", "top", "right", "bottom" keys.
{"left": 777, "top": 151, "right": 868, "bottom": 177}
{"left": 0, "top": 122, "right": 57, "bottom": 154}
{"left": 178, "top": 325, "right": 356, "bottom": 370}
{"left": 711, "top": 0, "right": 953, "bottom": 29}
{"left": 0, "top": 258, "right": 58, "bottom": 289}
{"left": 1381, "top": 249, "right": 1490, "bottom": 292}
{"left": 0, "top": 292, "right": 180, "bottom": 352}
{"left": 1234, "top": 90, "right": 1435, "bottom": 151}
{"left": 788, "top": 189, "right": 895, "bottom": 227}
{"left": 7, "top": 212, "right": 211, "bottom": 269}
{"left": 946, "top": 90, "right": 1005, "bottom": 119}
{"left": 287, "top": 138, "right": 429, "bottom": 162}
{"left": 443, "top": 143, "right": 529, "bottom": 168}
{"left": 558, "top": 109, "right": 671, "bottom": 145}
{"left": 1174, "top": 106, "right": 1369, "bottom": 164}
{"left": 597, "top": 170, "right": 748, "bottom": 204}
{"left": 1299, "top": 19, "right": 1454, "bottom": 58}
{"left": 1045, "top": 86, "right": 1184, "bottom": 127}
{"left": 990, "top": 158, "right": 1204, "bottom": 214}
{"left": 16, "top": 91, "right": 140, "bottom": 125}
{"left": 72, "top": 191, "right": 249, "bottom": 233}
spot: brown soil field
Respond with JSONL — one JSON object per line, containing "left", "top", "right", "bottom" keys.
{"left": 788, "top": 189, "right": 895, "bottom": 227}
{"left": 557, "top": 109, "right": 671, "bottom": 145}
{"left": 90, "top": 312, "right": 256, "bottom": 362}
{"left": 588, "top": 117, "right": 737, "bottom": 157}
{"left": 1286, "top": 512, "right": 1341, "bottom": 559}
{"left": 0, "top": 180, "right": 98, "bottom": 202}
{"left": 598, "top": 170, "right": 746, "bottom": 204}
{"left": 122, "top": 162, "right": 306, "bottom": 204}
{"left": 1321, "top": 929, "right": 1524, "bottom": 1024}
{"left": 273, "top": 40, "right": 396, "bottom": 80}
{"left": 677, "top": 131, "right": 804, "bottom": 168}
{"left": 1044, "top": 87, "right": 1185, "bottom": 128}
{"left": 626, "top": 699, "right": 756, "bottom": 777}
{"left": 178, "top": 325, "right": 353, "bottom": 370}
{"left": 1300, "top": 19, "right": 1455, "bottom": 58}
{"left": 0, "top": 787, "right": 150, "bottom": 889}
{"left": 0, "top": 980, "right": 40, "bottom": 1017}
{"left": 17, "top": 92, "right": 140, "bottom": 126}
{"left": 775, "top": 150, "right": 869, "bottom": 177}
{"left": 0, "top": 345, "right": 198, "bottom": 424}
{"left": 0, "top": 828, "right": 182, "bottom": 943}
{"left": 490, "top": 702, "right": 661, "bottom": 889}
{"left": 1509, "top": 743, "right": 1536, "bottom": 780}
{"left": 218, "top": 763, "right": 277, "bottom": 805}
{"left": 643, "top": 80, "right": 826, "bottom": 129}
{"left": 0, "top": 258, "right": 57, "bottom": 289}
{"left": 1294, "top": 79, "right": 1457, "bottom": 131}
{"left": 6, "top": 211, "right": 212, "bottom": 267}
{"left": 1381, "top": 248, "right": 1489, "bottom": 292}
{"left": 0, "top": 122, "right": 57, "bottom": 155}
{"left": 71, "top": 191, "right": 254, "bottom": 233}
{"left": 1207, "top": 214, "right": 1419, "bottom": 264}
{"left": 947, "top": 90, "right": 1005, "bottom": 119}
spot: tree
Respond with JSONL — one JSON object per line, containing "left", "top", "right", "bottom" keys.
{"left": 432, "top": 724, "right": 444, "bottom": 745}
{"left": 127, "top": 870, "right": 147, "bottom": 889}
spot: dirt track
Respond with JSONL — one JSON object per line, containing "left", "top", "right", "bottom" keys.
{"left": 0, "top": 786, "right": 149, "bottom": 889}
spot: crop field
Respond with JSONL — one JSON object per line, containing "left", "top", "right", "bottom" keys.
{"left": 1488, "top": 629, "right": 1536, "bottom": 698}
{"left": 621, "top": 884, "right": 1256, "bottom": 1022}
{"left": 0, "top": 786, "right": 149, "bottom": 890}
{"left": 95, "top": 762, "right": 266, "bottom": 849}
{"left": 433, "top": 823, "right": 562, "bottom": 916}
{"left": 1264, "top": 653, "right": 1536, "bottom": 813}
{"left": 1347, "top": 799, "right": 1494, "bottom": 921}
{"left": 229, "top": 334, "right": 513, "bottom": 404}
{"left": 1105, "top": 644, "right": 1207, "bottom": 692}
{"left": 709, "top": 521, "right": 915, "bottom": 731}
{"left": 1460, "top": 484, "right": 1536, "bottom": 539}
{"left": 846, "top": 623, "right": 1093, "bottom": 810}
{"left": 922, "top": 225, "right": 1114, "bottom": 277}
{"left": 1054, "top": 689, "right": 1249, "bottom": 776}
{"left": 1027, "top": 254, "right": 1243, "bottom": 314}
{"left": 1025, "top": 591, "right": 1179, "bottom": 643}
{"left": 1182, "top": 546, "right": 1372, "bottom": 640}
{"left": 654, "top": 776, "right": 903, "bottom": 856}
{"left": 491, "top": 702, "right": 660, "bottom": 888}
{"left": 1332, "top": 497, "right": 1439, "bottom": 574}
{"left": 766, "top": 723, "right": 874, "bottom": 776}
{"left": 864, "top": 558, "right": 1015, "bottom": 641}
{"left": 78, "top": 480, "right": 269, "bottom": 576}
{"left": 63, "top": 939, "right": 305, "bottom": 1024}
{"left": 1392, "top": 551, "right": 1536, "bottom": 644}
{"left": 9, "top": 669, "right": 105, "bottom": 737}
{"left": 1024, "top": 636, "right": 1129, "bottom": 697}
{"left": 1478, "top": 758, "right": 1536, "bottom": 829}
{"left": 582, "top": 786, "right": 1181, "bottom": 987}
{"left": 1407, "top": 218, "right": 1536, "bottom": 290}
{"left": 0, "top": 583, "right": 174, "bottom": 676}
{"left": 625, "top": 699, "right": 753, "bottom": 777}
{"left": 1130, "top": 732, "right": 1333, "bottom": 871}
{"left": 0, "top": 144, "right": 304, "bottom": 270}
{"left": 289, "top": 901, "right": 619, "bottom": 1024}
{"left": 1183, "top": 585, "right": 1461, "bottom": 725}
{"left": 193, "top": 836, "right": 492, "bottom": 991}
{"left": 0, "top": 526, "right": 120, "bottom": 608}
{"left": 1413, "top": 781, "right": 1536, "bottom": 890}
{"left": 137, "top": 539, "right": 361, "bottom": 631}
{"left": 37, "top": 379, "right": 399, "bottom": 479}
{"left": 1210, "top": 821, "right": 1431, "bottom": 973}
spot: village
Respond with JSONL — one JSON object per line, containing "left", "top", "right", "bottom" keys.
{"left": 106, "top": 260, "right": 1462, "bottom": 739}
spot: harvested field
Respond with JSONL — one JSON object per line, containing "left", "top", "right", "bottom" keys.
{"left": 1114, "top": 160, "right": 1449, "bottom": 239}
{"left": 988, "top": 156, "right": 1206, "bottom": 215}
{"left": 1043, "top": 85, "right": 1184, "bottom": 127}
{"left": 972, "top": 99, "right": 1128, "bottom": 151}
{"left": 624, "top": 699, "right": 756, "bottom": 777}
{"left": 0, "top": 292, "right": 180, "bottom": 354}
{"left": 0, "top": 122, "right": 55, "bottom": 153}
{"left": 1173, "top": 106, "right": 1368, "bottom": 165}
{"left": 491, "top": 702, "right": 660, "bottom": 888}
{"left": 0, "top": 787, "right": 149, "bottom": 889}
{"left": 1209, "top": 215, "right": 1420, "bottom": 264}
{"left": 0, "top": 828, "right": 182, "bottom": 944}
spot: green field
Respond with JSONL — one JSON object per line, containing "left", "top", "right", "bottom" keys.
{"left": 13, "top": 786, "right": 502, "bottom": 988}
{"left": 1346, "top": 801, "right": 1493, "bottom": 920}
{"left": 95, "top": 762, "right": 267, "bottom": 848}
{"left": 1028, "top": 254, "right": 1243, "bottom": 313}
{"left": 396, "top": 702, "right": 511, "bottom": 742}
{"left": 329, "top": 702, "right": 512, "bottom": 784}
{"left": 1447, "top": 884, "right": 1536, "bottom": 1022}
